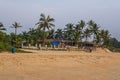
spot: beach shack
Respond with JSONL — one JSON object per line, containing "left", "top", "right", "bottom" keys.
{"left": 80, "top": 42, "right": 96, "bottom": 52}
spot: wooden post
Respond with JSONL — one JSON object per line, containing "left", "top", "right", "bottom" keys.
{"left": 21, "top": 43, "right": 23, "bottom": 48}
{"left": 39, "top": 44, "right": 41, "bottom": 50}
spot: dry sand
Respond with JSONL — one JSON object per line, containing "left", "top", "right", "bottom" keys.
{"left": 0, "top": 49, "right": 120, "bottom": 80}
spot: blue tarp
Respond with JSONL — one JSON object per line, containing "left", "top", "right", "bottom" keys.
{"left": 52, "top": 41, "right": 59, "bottom": 47}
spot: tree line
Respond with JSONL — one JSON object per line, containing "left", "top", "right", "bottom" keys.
{"left": 0, "top": 13, "right": 120, "bottom": 52}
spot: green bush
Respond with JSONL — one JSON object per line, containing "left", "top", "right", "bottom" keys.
{"left": 0, "top": 42, "right": 13, "bottom": 52}
{"left": 0, "top": 42, "right": 32, "bottom": 53}
{"left": 108, "top": 47, "right": 120, "bottom": 52}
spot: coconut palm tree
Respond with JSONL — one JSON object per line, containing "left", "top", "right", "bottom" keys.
{"left": 22, "top": 31, "right": 29, "bottom": 42}
{"left": 55, "top": 29, "right": 63, "bottom": 40}
{"left": 64, "top": 23, "right": 75, "bottom": 41}
{"left": 88, "top": 20, "right": 95, "bottom": 27}
{"left": 0, "top": 22, "right": 6, "bottom": 42}
{"left": 100, "top": 30, "right": 111, "bottom": 47}
{"left": 95, "top": 33, "right": 102, "bottom": 46}
{"left": 74, "top": 20, "right": 85, "bottom": 45}
{"left": 88, "top": 20, "right": 100, "bottom": 42}
{"left": 76, "top": 20, "right": 86, "bottom": 30}
{"left": 0, "top": 22, "right": 6, "bottom": 31}
{"left": 11, "top": 22, "right": 22, "bottom": 36}
{"left": 47, "top": 29, "right": 55, "bottom": 39}
{"left": 11, "top": 22, "right": 22, "bottom": 47}
{"left": 36, "top": 13, "right": 55, "bottom": 46}
{"left": 83, "top": 28, "right": 91, "bottom": 41}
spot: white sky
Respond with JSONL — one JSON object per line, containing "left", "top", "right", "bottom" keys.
{"left": 0, "top": 0, "right": 120, "bottom": 40}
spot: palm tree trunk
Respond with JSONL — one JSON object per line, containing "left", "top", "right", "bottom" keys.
{"left": 15, "top": 28, "right": 17, "bottom": 47}
{"left": 86, "top": 36, "right": 88, "bottom": 41}
{"left": 43, "top": 32, "right": 45, "bottom": 46}
{"left": 43, "top": 27, "right": 45, "bottom": 46}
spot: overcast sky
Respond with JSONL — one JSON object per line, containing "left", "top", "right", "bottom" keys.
{"left": 0, "top": 0, "right": 120, "bottom": 40}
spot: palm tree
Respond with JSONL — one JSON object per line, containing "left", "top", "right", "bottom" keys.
{"left": 11, "top": 22, "right": 22, "bottom": 47}
{"left": 64, "top": 23, "right": 75, "bottom": 41}
{"left": 74, "top": 32, "right": 81, "bottom": 46}
{"left": 55, "top": 29, "right": 63, "bottom": 40}
{"left": 36, "top": 13, "right": 55, "bottom": 46}
{"left": 100, "top": 30, "right": 111, "bottom": 47}
{"left": 11, "top": 22, "right": 22, "bottom": 36}
{"left": 88, "top": 20, "right": 100, "bottom": 42}
{"left": 95, "top": 33, "right": 102, "bottom": 46}
{"left": 88, "top": 20, "right": 95, "bottom": 27}
{"left": 0, "top": 22, "right": 6, "bottom": 31}
{"left": 83, "top": 28, "right": 91, "bottom": 41}
{"left": 22, "top": 31, "right": 29, "bottom": 42}
{"left": 47, "top": 29, "right": 55, "bottom": 39}
{"left": 28, "top": 28, "right": 36, "bottom": 35}
{"left": 0, "top": 22, "right": 6, "bottom": 41}
{"left": 76, "top": 20, "right": 86, "bottom": 30}
{"left": 74, "top": 20, "right": 85, "bottom": 45}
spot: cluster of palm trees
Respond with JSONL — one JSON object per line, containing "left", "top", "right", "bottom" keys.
{"left": 19, "top": 14, "right": 111, "bottom": 47}
{"left": 55, "top": 20, "right": 111, "bottom": 47}
{"left": 0, "top": 13, "right": 111, "bottom": 48}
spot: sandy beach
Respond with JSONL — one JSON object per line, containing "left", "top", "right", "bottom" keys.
{"left": 0, "top": 49, "right": 120, "bottom": 80}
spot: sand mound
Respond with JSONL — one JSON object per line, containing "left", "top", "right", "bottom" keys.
{"left": 93, "top": 48, "right": 112, "bottom": 53}
{"left": 104, "top": 48, "right": 112, "bottom": 53}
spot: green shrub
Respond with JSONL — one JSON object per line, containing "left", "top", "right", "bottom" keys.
{"left": 0, "top": 42, "right": 32, "bottom": 53}
{"left": 0, "top": 42, "right": 13, "bottom": 52}
{"left": 108, "top": 47, "right": 120, "bottom": 52}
